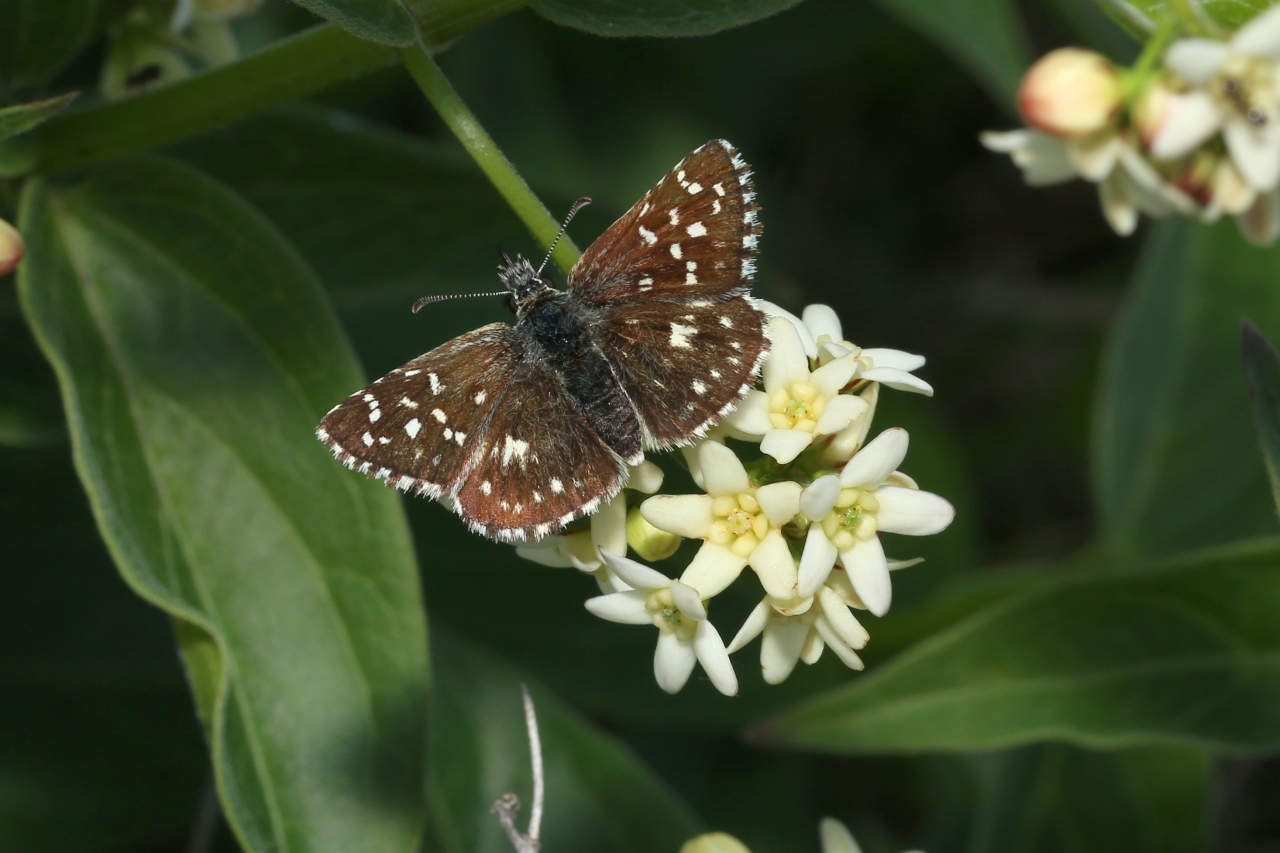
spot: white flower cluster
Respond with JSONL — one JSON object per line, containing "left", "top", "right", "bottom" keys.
{"left": 983, "top": 7, "right": 1280, "bottom": 245}
{"left": 516, "top": 304, "right": 955, "bottom": 696}
{"left": 681, "top": 816, "right": 923, "bottom": 853}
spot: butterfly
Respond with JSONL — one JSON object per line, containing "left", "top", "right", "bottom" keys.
{"left": 316, "top": 140, "right": 769, "bottom": 542}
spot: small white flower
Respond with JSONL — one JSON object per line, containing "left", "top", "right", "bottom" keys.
{"left": 585, "top": 551, "right": 737, "bottom": 695}
{"left": 796, "top": 428, "right": 954, "bottom": 614}
{"left": 642, "top": 441, "right": 801, "bottom": 599}
{"left": 983, "top": 129, "right": 1197, "bottom": 235}
{"left": 1154, "top": 6, "right": 1280, "bottom": 190}
{"left": 792, "top": 303, "right": 931, "bottom": 394}
{"left": 722, "top": 316, "right": 868, "bottom": 464}
{"left": 728, "top": 584, "right": 870, "bottom": 684}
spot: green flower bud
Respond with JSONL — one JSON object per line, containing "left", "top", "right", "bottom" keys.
{"left": 626, "top": 506, "right": 680, "bottom": 562}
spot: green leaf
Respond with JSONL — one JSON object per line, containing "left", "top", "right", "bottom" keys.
{"left": 1242, "top": 319, "right": 1280, "bottom": 517}
{"left": 0, "top": 446, "right": 208, "bottom": 853}
{"left": 1109, "top": 0, "right": 1273, "bottom": 32}
{"left": 17, "top": 157, "right": 429, "bottom": 853}
{"left": 427, "top": 631, "right": 704, "bottom": 853}
{"left": 1095, "top": 219, "right": 1280, "bottom": 560}
{"left": 960, "top": 744, "right": 1210, "bottom": 853}
{"left": 291, "top": 0, "right": 419, "bottom": 46}
{"left": 756, "top": 539, "right": 1280, "bottom": 753}
{"left": 0, "top": 0, "right": 98, "bottom": 92}
{"left": 870, "top": 0, "right": 1032, "bottom": 105}
{"left": 0, "top": 94, "right": 77, "bottom": 145}
{"left": 531, "top": 0, "right": 806, "bottom": 37}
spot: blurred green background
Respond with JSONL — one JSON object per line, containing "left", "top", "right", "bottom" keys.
{"left": 4, "top": 0, "right": 1280, "bottom": 851}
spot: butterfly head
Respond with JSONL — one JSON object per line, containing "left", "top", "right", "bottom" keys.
{"left": 498, "top": 251, "right": 554, "bottom": 315}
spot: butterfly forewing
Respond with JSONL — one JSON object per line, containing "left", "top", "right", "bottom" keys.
{"left": 317, "top": 324, "right": 518, "bottom": 498}
{"left": 568, "top": 140, "right": 761, "bottom": 303}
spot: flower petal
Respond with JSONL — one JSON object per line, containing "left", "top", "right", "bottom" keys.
{"left": 600, "top": 550, "right": 671, "bottom": 590}
{"left": 759, "top": 301, "right": 818, "bottom": 359}
{"left": 681, "top": 541, "right": 748, "bottom": 598}
{"left": 1234, "top": 5, "right": 1280, "bottom": 57}
{"left": 861, "top": 365, "right": 934, "bottom": 396}
{"left": 760, "top": 617, "right": 808, "bottom": 684}
{"left": 1066, "top": 133, "right": 1121, "bottom": 182}
{"left": 1164, "top": 38, "right": 1229, "bottom": 83}
{"left": 840, "top": 535, "right": 892, "bottom": 617}
{"left": 762, "top": 316, "right": 811, "bottom": 389}
{"left": 815, "top": 392, "right": 868, "bottom": 435}
{"left": 800, "top": 474, "right": 841, "bottom": 520}
{"left": 1225, "top": 116, "right": 1280, "bottom": 191}
{"left": 861, "top": 347, "right": 925, "bottom": 372}
{"left": 1151, "top": 90, "right": 1221, "bottom": 160}
{"left": 700, "top": 440, "right": 751, "bottom": 496}
{"left": 810, "top": 353, "right": 858, "bottom": 398}
{"left": 757, "top": 480, "right": 802, "bottom": 526}
{"left": 760, "top": 428, "right": 814, "bottom": 464}
{"left": 1098, "top": 174, "right": 1139, "bottom": 236}
{"left": 641, "top": 493, "right": 714, "bottom": 538}
{"left": 980, "top": 129, "right": 1076, "bottom": 186}
{"left": 875, "top": 486, "right": 956, "bottom": 535}
{"left": 801, "top": 304, "right": 843, "bottom": 342}
{"left": 800, "top": 629, "right": 825, "bottom": 664}
{"left": 840, "top": 427, "right": 909, "bottom": 488}
{"left": 670, "top": 580, "right": 707, "bottom": 620}
{"left": 798, "top": 523, "right": 837, "bottom": 598}
{"left": 592, "top": 494, "right": 628, "bottom": 559}
{"left": 515, "top": 544, "right": 572, "bottom": 568}
{"left": 814, "top": 616, "right": 865, "bottom": 671}
{"left": 819, "top": 818, "right": 864, "bottom": 853}
{"left": 748, "top": 528, "right": 798, "bottom": 599}
{"left": 822, "top": 384, "right": 879, "bottom": 465}
{"left": 1237, "top": 189, "right": 1280, "bottom": 245}
{"left": 721, "top": 389, "right": 772, "bottom": 435}
{"left": 727, "top": 599, "right": 770, "bottom": 652}
{"left": 817, "top": 586, "right": 870, "bottom": 649}
{"left": 629, "top": 459, "right": 665, "bottom": 493}
{"left": 654, "top": 631, "right": 697, "bottom": 694}
{"left": 585, "top": 590, "right": 651, "bottom": 624}
{"left": 693, "top": 620, "right": 738, "bottom": 696}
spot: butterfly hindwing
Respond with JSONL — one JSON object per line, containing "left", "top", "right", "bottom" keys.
{"left": 568, "top": 139, "right": 761, "bottom": 304}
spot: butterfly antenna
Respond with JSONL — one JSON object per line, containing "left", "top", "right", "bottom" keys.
{"left": 411, "top": 291, "right": 509, "bottom": 313}
{"left": 535, "top": 197, "right": 591, "bottom": 279}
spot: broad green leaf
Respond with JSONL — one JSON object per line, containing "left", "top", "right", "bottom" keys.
{"left": 17, "top": 157, "right": 429, "bottom": 853}
{"left": 0, "top": 0, "right": 98, "bottom": 92}
{"left": 531, "top": 0, "right": 806, "bottom": 37}
{"left": 0, "top": 446, "right": 207, "bottom": 853}
{"left": 1094, "top": 219, "right": 1280, "bottom": 560}
{"left": 291, "top": 0, "right": 418, "bottom": 46}
{"left": 0, "top": 94, "right": 76, "bottom": 144}
{"left": 870, "top": 0, "right": 1032, "bottom": 105}
{"left": 1242, "top": 319, "right": 1280, "bottom": 516}
{"left": 757, "top": 539, "right": 1280, "bottom": 752}
{"left": 1107, "top": 0, "right": 1273, "bottom": 32}
{"left": 960, "top": 744, "right": 1210, "bottom": 853}
{"left": 427, "top": 631, "right": 704, "bottom": 853}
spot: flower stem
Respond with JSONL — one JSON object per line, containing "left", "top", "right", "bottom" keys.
{"left": 34, "top": 24, "right": 396, "bottom": 175}
{"left": 1125, "top": 17, "right": 1177, "bottom": 99}
{"left": 399, "top": 42, "right": 580, "bottom": 273}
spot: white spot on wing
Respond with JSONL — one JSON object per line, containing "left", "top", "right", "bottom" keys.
{"left": 639, "top": 225, "right": 657, "bottom": 245}
{"left": 405, "top": 418, "right": 421, "bottom": 438}
{"left": 481, "top": 481, "right": 492, "bottom": 495}
{"left": 686, "top": 222, "right": 707, "bottom": 238}
{"left": 501, "top": 434, "right": 530, "bottom": 468}
{"left": 551, "top": 478, "right": 564, "bottom": 494}
{"left": 668, "top": 208, "right": 680, "bottom": 225}
{"left": 429, "top": 373, "right": 442, "bottom": 394}
{"left": 670, "top": 243, "right": 682, "bottom": 259}
{"left": 400, "top": 397, "right": 418, "bottom": 408}
{"left": 474, "top": 390, "right": 487, "bottom": 404}
{"left": 713, "top": 183, "right": 726, "bottom": 196}
{"left": 404, "top": 369, "right": 420, "bottom": 376}
{"left": 670, "top": 322, "right": 696, "bottom": 348}
{"left": 687, "top": 182, "right": 703, "bottom": 194}
{"left": 362, "top": 432, "right": 374, "bottom": 447}
{"left": 720, "top": 315, "right": 733, "bottom": 328}
{"left": 432, "top": 408, "right": 447, "bottom": 423}
{"left": 692, "top": 379, "right": 707, "bottom": 395}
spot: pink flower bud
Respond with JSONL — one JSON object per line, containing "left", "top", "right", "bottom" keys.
{"left": 1018, "top": 48, "right": 1123, "bottom": 137}
{"left": 0, "top": 218, "right": 24, "bottom": 277}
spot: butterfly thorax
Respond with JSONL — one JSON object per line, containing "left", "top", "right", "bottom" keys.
{"left": 518, "top": 291, "right": 644, "bottom": 465}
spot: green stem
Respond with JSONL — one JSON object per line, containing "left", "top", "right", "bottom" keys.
{"left": 1126, "top": 17, "right": 1177, "bottom": 97}
{"left": 399, "top": 43, "right": 581, "bottom": 273}
{"left": 35, "top": 24, "right": 396, "bottom": 175}
{"left": 1166, "top": 0, "right": 1221, "bottom": 38}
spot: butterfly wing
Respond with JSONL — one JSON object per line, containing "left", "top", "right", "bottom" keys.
{"left": 568, "top": 139, "right": 761, "bottom": 304}
{"left": 568, "top": 139, "right": 769, "bottom": 447}
{"left": 317, "top": 323, "right": 625, "bottom": 541}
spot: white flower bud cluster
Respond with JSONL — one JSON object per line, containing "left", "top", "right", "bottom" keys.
{"left": 984, "top": 7, "right": 1280, "bottom": 245}
{"left": 515, "top": 304, "right": 956, "bottom": 696}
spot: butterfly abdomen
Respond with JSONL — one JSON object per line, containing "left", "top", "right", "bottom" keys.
{"left": 523, "top": 294, "right": 643, "bottom": 465}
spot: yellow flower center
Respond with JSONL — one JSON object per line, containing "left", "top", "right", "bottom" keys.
{"left": 769, "top": 382, "right": 827, "bottom": 432}
{"left": 1219, "top": 56, "right": 1277, "bottom": 125}
{"left": 818, "top": 487, "right": 880, "bottom": 551}
{"left": 645, "top": 588, "right": 696, "bottom": 641}
{"left": 708, "top": 492, "right": 771, "bottom": 558}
